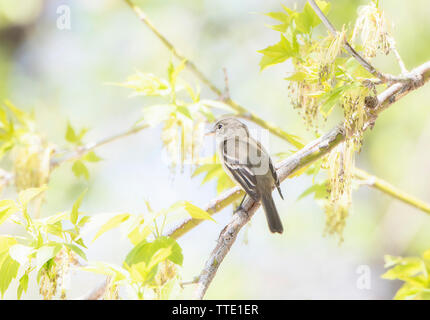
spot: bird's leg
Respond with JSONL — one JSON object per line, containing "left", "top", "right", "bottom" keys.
{"left": 235, "top": 194, "right": 247, "bottom": 213}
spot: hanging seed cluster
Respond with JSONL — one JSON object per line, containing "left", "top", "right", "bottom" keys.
{"left": 288, "top": 29, "right": 346, "bottom": 132}
{"left": 161, "top": 112, "right": 205, "bottom": 173}
{"left": 351, "top": 1, "right": 392, "bottom": 58}
{"left": 342, "top": 86, "right": 370, "bottom": 148}
{"left": 323, "top": 140, "right": 355, "bottom": 242}
{"left": 39, "top": 249, "right": 77, "bottom": 300}
{"left": 12, "top": 133, "right": 54, "bottom": 191}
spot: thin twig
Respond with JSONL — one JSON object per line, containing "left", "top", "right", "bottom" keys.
{"left": 123, "top": 0, "right": 222, "bottom": 97}
{"left": 123, "top": 0, "right": 304, "bottom": 149}
{"left": 354, "top": 168, "right": 430, "bottom": 214}
{"left": 308, "top": 0, "right": 381, "bottom": 77}
{"left": 51, "top": 123, "right": 149, "bottom": 168}
{"left": 222, "top": 67, "right": 230, "bottom": 101}
{"left": 307, "top": 0, "right": 415, "bottom": 84}
{"left": 388, "top": 37, "right": 408, "bottom": 74}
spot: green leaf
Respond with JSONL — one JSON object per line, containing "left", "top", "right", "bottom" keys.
{"left": 192, "top": 163, "right": 235, "bottom": 194}
{"left": 128, "top": 225, "right": 152, "bottom": 246}
{"left": 0, "top": 253, "right": 19, "bottom": 298}
{"left": 216, "top": 173, "right": 236, "bottom": 194}
{"left": 71, "top": 189, "right": 87, "bottom": 225}
{"left": 298, "top": 182, "right": 328, "bottom": 200}
{"left": 191, "top": 162, "right": 219, "bottom": 178}
{"left": 77, "top": 215, "right": 91, "bottom": 228}
{"left": 0, "top": 236, "right": 17, "bottom": 254}
{"left": 64, "top": 243, "right": 87, "bottom": 261}
{"left": 81, "top": 261, "right": 127, "bottom": 282}
{"left": 74, "top": 237, "right": 87, "bottom": 249}
{"left": 422, "top": 250, "right": 430, "bottom": 262}
{"left": 285, "top": 71, "right": 308, "bottom": 81}
{"left": 65, "top": 122, "right": 78, "bottom": 143}
{"left": 41, "top": 211, "right": 68, "bottom": 225}
{"left": 393, "top": 283, "right": 423, "bottom": 300}
{"left": 46, "top": 221, "right": 64, "bottom": 238}
{"left": 295, "top": 1, "right": 331, "bottom": 34}
{"left": 0, "top": 199, "right": 19, "bottom": 225}
{"left": 176, "top": 105, "right": 193, "bottom": 120}
{"left": 264, "top": 9, "right": 292, "bottom": 33}
{"left": 65, "top": 122, "right": 88, "bottom": 145}
{"left": 3, "top": 100, "right": 33, "bottom": 127}
{"left": 82, "top": 151, "right": 102, "bottom": 163}
{"left": 382, "top": 255, "right": 427, "bottom": 283}
{"left": 265, "top": 11, "right": 290, "bottom": 23}
{"left": 168, "top": 59, "right": 187, "bottom": 88}
{"left": 72, "top": 160, "right": 90, "bottom": 180}
{"left": 92, "top": 213, "right": 131, "bottom": 242}
{"left": 17, "top": 273, "right": 28, "bottom": 299}
{"left": 258, "top": 35, "right": 295, "bottom": 70}
{"left": 267, "top": 23, "right": 289, "bottom": 33}
{"left": 170, "top": 201, "right": 215, "bottom": 222}
{"left": 116, "top": 72, "right": 170, "bottom": 97}
{"left": 125, "top": 236, "right": 183, "bottom": 268}
{"left": 202, "top": 166, "right": 224, "bottom": 184}
{"left": 36, "top": 244, "right": 62, "bottom": 270}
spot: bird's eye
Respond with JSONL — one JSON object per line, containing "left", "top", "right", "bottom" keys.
{"left": 217, "top": 124, "right": 222, "bottom": 129}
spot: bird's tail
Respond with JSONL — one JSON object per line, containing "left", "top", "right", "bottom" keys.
{"left": 261, "top": 191, "right": 283, "bottom": 234}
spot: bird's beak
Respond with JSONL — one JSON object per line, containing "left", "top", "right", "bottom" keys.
{"left": 205, "top": 129, "right": 215, "bottom": 136}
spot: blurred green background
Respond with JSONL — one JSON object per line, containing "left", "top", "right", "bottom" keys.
{"left": 1, "top": 0, "right": 430, "bottom": 299}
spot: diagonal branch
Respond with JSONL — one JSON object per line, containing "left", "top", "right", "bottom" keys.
{"left": 307, "top": 0, "right": 416, "bottom": 84}
{"left": 193, "top": 60, "right": 430, "bottom": 299}
{"left": 123, "top": 0, "right": 304, "bottom": 149}
{"left": 354, "top": 168, "right": 430, "bottom": 214}
{"left": 165, "top": 60, "right": 430, "bottom": 242}
{"left": 50, "top": 123, "right": 149, "bottom": 169}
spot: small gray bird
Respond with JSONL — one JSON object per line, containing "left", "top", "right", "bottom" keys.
{"left": 207, "top": 118, "right": 284, "bottom": 233}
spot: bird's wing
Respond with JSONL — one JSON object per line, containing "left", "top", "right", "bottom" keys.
{"left": 253, "top": 139, "right": 284, "bottom": 200}
{"left": 222, "top": 138, "right": 259, "bottom": 200}
{"left": 269, "top": 157, "right": 284, "bottom": 200}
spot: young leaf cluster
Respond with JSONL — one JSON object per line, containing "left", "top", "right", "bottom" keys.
{"left": 383, "top": 250, "right": 430, "bottom": 300}
{"left": 0, "top": 187, "right": 89, "bottom": 299}
{"left": 81, "top": 199, "right": 214, "bottom": 299}
{"left": 116, "top": 60, "right": 234, "bottom": 173}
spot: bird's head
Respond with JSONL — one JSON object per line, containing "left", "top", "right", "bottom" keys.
{"left": 206, "top": 117, "right": 249, "bottom": 141}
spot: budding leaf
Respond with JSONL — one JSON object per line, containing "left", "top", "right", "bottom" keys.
{"left": 72, "top": 160, "right": 90, "bottom": 180}
{"left": 92, "top": 213, "right": 131, "bottom": 242}
{"left": 71, "top": 189, "right": 87, "bottom": 225}
{"left": 82, "top": 151, "right": 103, "bottom": 163}
{"left": 0, "top": 254, "right": 19, "bottom": 298}
{"left": 258, "top": 35, "right": 295, "bottom": 70}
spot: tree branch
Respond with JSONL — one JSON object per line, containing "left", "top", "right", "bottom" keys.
{"left": 50, "top": 123, "right": 149, "bottom": 168}
{"left": 307, "top": 0, "right": 416, "bottom": 84}
{"left": 354, "top": 168, "right": 430, "bottom": 214}
{"left": 165, "top": 61, "right": 430, "bottom": 242}
{"left": 388, "top": 37, "right": 408, "bottom": 74}
{"left": 76, "top": 277, "right": 111, "bottom": 300}
{"left": 123, "top": 0, "right": 304, "bottom": 149}
{"left": 166, "top": 186, "right": 244, "bottom": 239}
{"left": 193, "top": 60, "right": 430, "bottom": 299}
